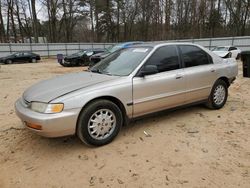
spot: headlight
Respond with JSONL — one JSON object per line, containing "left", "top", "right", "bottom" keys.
{"left": 30, "top": 102, "right": 64, "bottom": 113}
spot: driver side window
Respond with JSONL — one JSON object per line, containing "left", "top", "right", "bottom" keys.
{"left": 145, "top": 45, "right": 180, "bottom": 73}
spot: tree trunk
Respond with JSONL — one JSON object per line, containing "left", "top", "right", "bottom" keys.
{"left": 94, "top": 0, "right": 100, "bottom": 42}
{"left": 89, "top": 0, "right": 95, "bottom": 42}
{"left": 31, "top": 0, "right": 39, "bottom": 43}
{"left": 116, "top": 0, "right": 120, "bottom": 41}
{"left": 15, "top": 0, "right": 24, "bottom": 42}
{"left": 46, "top": 0, "right": 52, "bottom": 42}
{"left": 0, "top": 0, "right": 6, "bottom": 42}
{"left": 9, "top": 0, "right": 17, "bottom": 42}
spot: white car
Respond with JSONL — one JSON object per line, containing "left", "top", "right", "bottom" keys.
{"left": 212, "top": 46, "right": 241, "bottom": 59}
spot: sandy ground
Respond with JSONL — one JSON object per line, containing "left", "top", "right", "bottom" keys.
{"left": 0, "top": 59, "right": 249, "bottom": 188}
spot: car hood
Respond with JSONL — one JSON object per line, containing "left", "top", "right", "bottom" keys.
{"left": 212, "top": 51, "right": 229, "bottom": 57}
{"left": 23, "top": 71, "right": 118, "bottom": 103}
{"left": 64, "top": 54, "right": 80, "bottom": 60}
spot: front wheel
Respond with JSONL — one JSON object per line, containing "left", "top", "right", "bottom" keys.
{"left": 61, "top": 61, "right": 70, "bottom": 67}
{"left": 77, "top": 100, "right": 123, "bottom": 146}
{"left": 206, "top": 79, "right": 228, "bottom": 109}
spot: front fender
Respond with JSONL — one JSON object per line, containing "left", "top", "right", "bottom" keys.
{"left": 52, "top": 79, "right": 133, "bottom": 118}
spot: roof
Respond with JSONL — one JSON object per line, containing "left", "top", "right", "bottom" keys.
{"left": 131, "top": 42, "right": 201, "bottom": 48}
{"left": 80, "top": 48, "right": 105, "bottom": 51}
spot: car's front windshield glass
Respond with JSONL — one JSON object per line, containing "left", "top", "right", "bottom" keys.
{"left": 73, "top": 50, "right": 86, "bottom": 56}
{"left": 107, "top": 44, "right": 124, "bottom": 53}
{"left": 90, "top": 47, "right": 152, "bottom": 76}
{"left": 13, "top": 53, "right": 22, "bottom": 56}
{"left": 213, "top": 47, "right": 229, "bottom": 51}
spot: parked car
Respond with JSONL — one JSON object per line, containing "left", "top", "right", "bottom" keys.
{"left": 61, "top": 48, "right": 106, "bottom": 67}
{"left": 0, "top": 52, "right": 41, "bottom": 64}
{"left": 89, "top": 41, "right": 144, "bottom": 65}
{"left": 212, "top": 46, "right": 241, "bottom": 59}
{"left": 15, "top": 43, "right": 238, "bottom": 146}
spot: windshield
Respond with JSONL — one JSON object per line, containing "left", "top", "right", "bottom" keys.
{"left": 73, "top": 50, "right": 86, "bottom": 56}
{"left": 107, "top": 44, "right": 124, "bottom": 53}
{"left": 212, "top": 47, "right": 229, "bottom": 51}
{"left": 90, "top": 47, "right": 152, "bottom": 76}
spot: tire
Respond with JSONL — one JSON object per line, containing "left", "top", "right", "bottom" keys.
{"left": 31, "top": 58, "right": 37, "bottom": 63}
{"left": 5, "top": 59, "right": 12, "bottom": 64}
{"left": 206, "top": 79, "right": 228, "bottom": 109}
{"left": 77, "top": 100, "right": 123, "bottom": 146}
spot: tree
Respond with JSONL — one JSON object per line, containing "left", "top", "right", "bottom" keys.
{"left": 0, "top": 0, "right": 6, "bottom": 42}
{"left": 0, "top": 0, "right": 250, "bottom": 43}
{"left": 31, "top": 0, "right": 38, "bottom": 42}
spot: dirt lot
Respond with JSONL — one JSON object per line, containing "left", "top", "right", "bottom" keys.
{"left": 0, "top": 59, "right": 249, "bottom": 188}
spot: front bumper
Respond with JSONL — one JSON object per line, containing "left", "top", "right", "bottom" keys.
{"left": 15, "top": 98, "right": 81, "bottom": 137}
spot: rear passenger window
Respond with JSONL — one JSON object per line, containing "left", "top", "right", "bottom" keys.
{"left": 179, "top": 45, "right": 211, "bottom": 67}
{"left": 145, "top": 45, "right": 180, "bottom": 73}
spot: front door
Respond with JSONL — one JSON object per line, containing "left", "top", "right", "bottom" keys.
{"left": 132, "top": 45, "right": 187, "bottom": 117}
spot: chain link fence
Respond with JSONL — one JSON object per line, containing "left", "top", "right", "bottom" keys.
{"left": 0, "top": 36, "right": 250, "bottom": 58}
{"left": 171, "top": 36, "right": 250, "bottom": 51}
{"left": 0, "top": 43, "right": 114, "bottom": 58}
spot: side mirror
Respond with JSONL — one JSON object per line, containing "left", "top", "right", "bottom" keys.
{"left": 138, "top": 65, "right": 158, "bottom": 77}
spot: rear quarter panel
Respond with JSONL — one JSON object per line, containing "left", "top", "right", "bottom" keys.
{"left": 202, "top": 46, "right": 238, "bottom": 82}
{"left": 214, "top": 58, "right": 238, "bottom": 82}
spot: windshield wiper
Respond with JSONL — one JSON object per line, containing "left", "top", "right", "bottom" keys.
{"left": 90, "top": 69, "right": 115, "bottom": 76}
{"left": 90, "top": 69, "right": 102, "bottom": 74}
{"left": 101, "top": 71, "right": 115, "bottom": 76}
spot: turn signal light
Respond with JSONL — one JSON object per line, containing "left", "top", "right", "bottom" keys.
{"left": 25, "top": 122, "right": 42, "bottom": 130}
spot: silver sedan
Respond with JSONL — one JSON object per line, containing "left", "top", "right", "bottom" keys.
{"left": 15, "top": 43, "right": 238, "bottom": 146}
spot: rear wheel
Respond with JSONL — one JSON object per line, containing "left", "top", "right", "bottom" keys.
{"left": 206, "top": 79, "right": 228, "bottom": 109}
{"left": 31, "top": 58, "right": 37, "bottom": 63}
{"left": 5, "top": 59, "right": 12, "bottom": 64}
{"left": 77, "top": 100, "right": 123, "bottom": 146}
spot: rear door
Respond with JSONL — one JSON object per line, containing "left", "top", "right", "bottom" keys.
{"left": 178, "top": 45, "right": 217, "bottom": 103}
{"left": 132, "top": 45, "right": 187, "bottom": 117}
